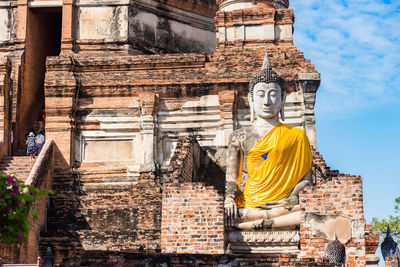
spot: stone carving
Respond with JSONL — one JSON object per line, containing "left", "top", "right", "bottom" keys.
{"left": 326, "top": 234, "right": 346, "bottom": 267}
{"left": 381, "top": 226, "right": 400, "bottom": 260}
{"left": 273, "top": 0, "right": 288, "bottom": 9}
{"left": 224, "top": 53, "right": 313, "bottom": 230}
{"left": 218, "top": 0, "right": 289, "bottom": 11}
{"left": 227, "top": 230, "right": 299, "bottom": 243}
{"left": 227, "top": 230, "right": 300, "bottom": 253}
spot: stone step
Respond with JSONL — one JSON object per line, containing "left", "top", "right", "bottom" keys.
{"left": 0, "top": 166, "right": 31, "bottom": 171}
{"left": 79, "top": 176, "right": 139, "bottom": 185}
{"left": 80, "top": 182, "right": 139, "bottom": 191}
{"left": 78, "top": 161, "right": 135, "bottom": 169}
{"left": 0, "top": 168, "right": 30, "bottom": 174}
{"left": 2, "top": 156, "right": 31, "bottom": 160}
{"left": 0, "top": 157, "right": 32, "bottom": 162}
{"left": 1, "top": 174, "right": 29, "bottom": 181}
{"left": 0, "top": 165, "right": 33, "bottom": 170}
{"left": 0, "top": 165, "right": 32, "bottom": 170}
{"left": 0, "top": 156, "right": 33, "bottom": 182}
{"left": 75, "top": 163, "right": 140, "bottom": 185}
{"left": 78, "top": 168, "right": 128, "bottom": 175}
{"left": 0, "top": 164, "right": 32, "bottom": 169}
{"left": 0, "top": 161, "right": 32, "bottom": 165}
{"left": 51, "top": 173, "right": 76, "bottom": 185}
{"left": 78, "top": 196, "right": 134, "bottom": 209}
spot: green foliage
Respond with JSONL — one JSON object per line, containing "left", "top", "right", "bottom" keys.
{"left": 0, "top": 172, "right": 52, "bottom": 244}
{"left": 371, "top": 197, "right": 400, "bottom": 241}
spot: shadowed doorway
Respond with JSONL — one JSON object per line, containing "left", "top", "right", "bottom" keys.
{"left": 16, "top": 7, "right": 62, "bottom": 154}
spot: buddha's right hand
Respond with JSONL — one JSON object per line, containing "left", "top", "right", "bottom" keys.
{"left": 224, "top": 198, "right": 239, "bottom": 227}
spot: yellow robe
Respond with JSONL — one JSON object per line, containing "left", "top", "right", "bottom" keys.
{"left": 236, "top": 123, "right": 312, "bottom": 208}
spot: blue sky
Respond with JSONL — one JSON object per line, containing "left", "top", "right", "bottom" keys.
{"left": 290, "top": 0, "right": 400, "bottom": 246}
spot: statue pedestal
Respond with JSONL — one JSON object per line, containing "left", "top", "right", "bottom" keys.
{"left": 226, "top": 230, "right": 300, "bottom": 254}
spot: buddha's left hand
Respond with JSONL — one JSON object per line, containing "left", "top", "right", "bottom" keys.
{"left": 255, "top": 195, "right": 298, "bottom": 210}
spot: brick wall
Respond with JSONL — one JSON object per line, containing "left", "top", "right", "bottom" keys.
{"left": 163, "top": 136, "right": 225, "bottom": 254}
{"left": 167, "top": 136, "right": 201, "bottom": 183}
{"left": 365, "top": 224, "right": 380, "bottom": 257}
{"left": 165, "top": 136, "right": 226, "bottom": 192}
{"left": 0, "top": 56, "right": 12, "bottom": 159}
{"left": 299, "top": 151, "right": 367, "bottom": 266}
{"left": 161, "top": 182, "right": 224, "bottom": 254}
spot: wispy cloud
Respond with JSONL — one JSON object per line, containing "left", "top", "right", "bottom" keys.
{"left": 291, "top": 0, "right": 400, "bottom": 115}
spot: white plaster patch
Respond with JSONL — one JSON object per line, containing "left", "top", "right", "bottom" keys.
{"left": 217, "top": 27, "right": 226, "bottom": 42}
{"left": 181, "top": 95, "right": 219, "bottom": 110}
{"left": 275, "top": 24, "right": 293, "bottom": 40}
{"left": 76, "top": 108, "right": 142, "bottom": 164}
{"left": 307, "top": 214, "right": 352, "bottom": 244}
{"left": 234, "top": 25, "right": 244, "bottom": 40}
{"left": 262, "top": 24, "right": 275, "bottom": 40}
{"left": 224, "top": 23, "right": 277, "bottom": 42}
{"left": 75, "top": 0, "right": 130, "bottom": 6}
{"left": 28, "top": 1, "right": 62, "bottom": 7}
{"left": 78, "top": 6, "right": 128, "bottom": 40}
{"left": 245, "top": 24, "right": 262, "bottom": 40}
{"left": 84, "top": 140, "right": 133, "bottom": 161}
{"left": 226, "top": 27, "right": 235, "bottom": 42}
{"left": 0, "top": 9, "right": 10, "bottom": 41}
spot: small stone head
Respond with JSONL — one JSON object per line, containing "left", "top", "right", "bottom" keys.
{"left": 248, "top": 57, "right": 286, "bottom": 121}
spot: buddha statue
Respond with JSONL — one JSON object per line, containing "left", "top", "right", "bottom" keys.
{"left": 225, "top": 54, "right": 313, "bottom": 230}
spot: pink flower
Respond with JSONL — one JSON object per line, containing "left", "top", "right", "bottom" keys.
{"left": 6, "top": 176, "right": 15, "bottom": 184}
{"left": 18, "top": 202, "right": 22, "bottom": 206}
{"left": 12, "top": 185, "right": 20, "bottom": 191}
{"left": 17, "top": 234, "right": 23, "bottom": 242}
{"left": 12, "top": 192, "right": 17, "bottom": 197}
{"left": 0, "top": 198, "right": 4, "bottom": 202}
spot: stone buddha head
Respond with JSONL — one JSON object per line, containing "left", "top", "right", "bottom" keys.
{"left": 248, "top": 62, "right": 286, "bottom": 122}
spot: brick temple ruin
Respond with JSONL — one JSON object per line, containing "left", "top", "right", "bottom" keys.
{"left": 0, "top": 0, "right": 383, "bottom": 266}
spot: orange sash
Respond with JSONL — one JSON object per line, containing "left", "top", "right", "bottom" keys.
{"left": 236, "top": 123, "right": 312, "bottom": 208}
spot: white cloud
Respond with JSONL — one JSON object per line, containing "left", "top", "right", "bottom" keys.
{"left": 291, "top": 0, "right": 400, "bottom": 115}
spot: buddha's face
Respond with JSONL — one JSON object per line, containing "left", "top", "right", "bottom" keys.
{"left": 252, "top": 82, "right": 282, "bottom": 119}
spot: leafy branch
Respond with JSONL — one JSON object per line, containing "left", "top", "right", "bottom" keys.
{"left": 371, "top": 197, "right": 400, "bottom": 241}
{"left": 0, "top": 172, "right": 52, "bottom": 244}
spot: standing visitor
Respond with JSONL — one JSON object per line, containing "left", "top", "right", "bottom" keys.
{"left": 35, "top": 131, "right": 45, "bottom": 155}
{"left": 26, "top": 132, "right": 37, "bottom": 163}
